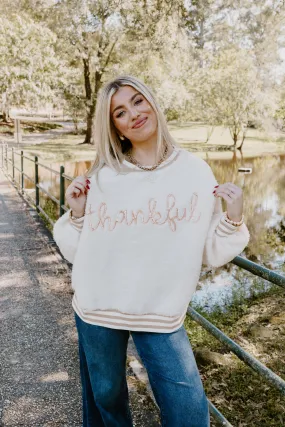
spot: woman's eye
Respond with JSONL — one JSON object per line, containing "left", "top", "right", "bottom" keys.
{"left": 116, "top": 111, "right": 124, "bottom": 118}
{"left": 135, "top": 98, "right": 143, "bottom": 105}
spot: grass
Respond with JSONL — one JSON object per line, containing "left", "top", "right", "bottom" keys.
{"left": 0, "top": 120, "right": 62, "bottom": 135}
{"left": 39, "top": 198, "right": 58, "bottom": 232}
{"left": 12, "top": 122, "right": 285, "bottom": 162}
{"left": 186, "top": 280, "right": 285, "bottom": 426}
{"left": 2, "top": 120, "right": 284, "bottom": 162}
{"left": 21, "top": 135, "right": 96, "bottom": 162}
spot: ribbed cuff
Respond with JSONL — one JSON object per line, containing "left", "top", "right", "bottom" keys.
{"left": 215, "top": 214, "right": 240, "bottom": 237}
{"left": 69, "top": 213, "right": 84, "bottom": 232}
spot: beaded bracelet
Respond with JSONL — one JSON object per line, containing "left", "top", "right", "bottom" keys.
{"left": 224, "top": 212, "right": 244, "bottom": 227}
{"left": 69, "top": 210, "right": 85, "bottom": 221}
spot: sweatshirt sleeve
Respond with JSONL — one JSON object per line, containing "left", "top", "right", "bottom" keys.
{"left": 202, "top": 189, "right": 250, "bottom": 269}
{"left": 53, "top": 210, "right": 84, "bottom": 264}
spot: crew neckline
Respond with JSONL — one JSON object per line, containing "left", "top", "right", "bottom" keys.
{"left": 122, "top": 145, "right": 180, "bottom": 171}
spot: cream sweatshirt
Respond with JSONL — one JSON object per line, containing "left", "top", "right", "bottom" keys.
{"left": 53, "top": 147, "right": 250, "bottom": 333}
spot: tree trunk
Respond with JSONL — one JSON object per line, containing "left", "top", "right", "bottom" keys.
{"left": 82, "top": 53, "right": 103, "bottom": 144}
{"left": 2, "top": 92, "right": 10, "bottom": 122}
{"left": 84, "top": 70, "right": 102, "bottom": 144}
{"left": 2, "top": 109, "right": 10, "bottom": 122}
{"left": 83, "top": 56, "right": 93, "bottom": 144}
{"left": 84, "top": 103, "right": 96, "bottom": 144}
{"left": 237, "top": 130, "right": 247, "bottom": 151}
{"left": 72, "top": 111, "right": 79, "bottom": 134}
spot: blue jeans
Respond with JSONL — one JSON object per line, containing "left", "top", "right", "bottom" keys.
{"left": 74, "top": 312, "right": 210, "bottom": 427}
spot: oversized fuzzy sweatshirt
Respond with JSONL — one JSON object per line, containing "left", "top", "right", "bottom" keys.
{"left": 53, "top": 147, "right": 250, "bottom": 333}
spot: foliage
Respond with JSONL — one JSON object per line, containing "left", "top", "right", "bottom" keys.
{"left": 0, "top": 13, "right": 70, "bottom": 120}
{"left": 40, "top": 197, "right": 58, "bottom": 232}
{"left": 186, "top": 283, "right": 285, "bottom": 426}
{"left": 0, "top": 0, "right": 284, "bottom": 145}
{"left": 192, "top": 48, "right": 277, "bottom": 146}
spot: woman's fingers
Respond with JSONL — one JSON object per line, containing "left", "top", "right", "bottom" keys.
{"left": 214, "top": 191, "right": 234, "bottom": 204}
{"left": 225, "top": 183, "right": 240, "bottom": 193}
{"left": 66, "top": 177, "right": 90, "bottom": 199}
{"left": 213, "top": 182, "right": 244, "bottom": 221}
{"left": 72, "top": 187, "right": 82, "bottom": 198}
{"left": 215, "top": 189, "right": 236, "bottom": 201}
{"left": 66, "top": 186, "right": 82, "bottom": 198}
{"left": 64, "top": 176, "right": 90, "bottom": 215}
{"left": 214, "top": 183, "right": 240, "bottom": 198}
{"left": 72, "top": 182, "right": 87, "bottom": 197}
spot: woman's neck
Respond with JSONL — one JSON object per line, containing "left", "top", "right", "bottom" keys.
{"left": 130, "top": 139, "right": 173, "bottom": 166}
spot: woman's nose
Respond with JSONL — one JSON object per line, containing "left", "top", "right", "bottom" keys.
{"left": 130, "top": 108, "right": 140, "bottom": 119}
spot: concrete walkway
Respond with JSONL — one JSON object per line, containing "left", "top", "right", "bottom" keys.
{"left": 0, "top": 170, "right": 160, "bottom": 426}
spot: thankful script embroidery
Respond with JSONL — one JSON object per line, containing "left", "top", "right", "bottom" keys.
{"left": 87, "top": 193, "right": 201, "bottom": 232}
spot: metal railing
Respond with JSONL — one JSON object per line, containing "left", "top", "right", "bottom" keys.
{"left": 1, "top": 142, "right": 285, "bottom": 426}
{"left": 1, "top": 142, "right": 72, "bottom": 226}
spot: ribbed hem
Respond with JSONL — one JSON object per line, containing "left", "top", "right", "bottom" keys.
{"left": 72, "top": 294, "right": 186, "bottom": 333}
{"left": 215, "top": 214, "right": 240, "bottom": 237}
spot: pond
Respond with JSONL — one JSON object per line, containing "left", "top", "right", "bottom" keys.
{"left": 195, "top": 152, "right": 285, "bottom": 310}
{"left": 11, "top": 149, "right": 285, "bottom": 311}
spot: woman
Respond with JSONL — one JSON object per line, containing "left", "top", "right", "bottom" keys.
{"left": 53, "top": 75, "right": 250, "bottom": 427}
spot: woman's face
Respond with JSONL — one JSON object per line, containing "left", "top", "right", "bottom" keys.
{"left": 110, "top": 85, "right": 158, "bottom": 144}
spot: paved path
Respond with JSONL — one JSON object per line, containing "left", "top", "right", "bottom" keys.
{"left": 0, "top": 170, "right": 160, "bottom": 426}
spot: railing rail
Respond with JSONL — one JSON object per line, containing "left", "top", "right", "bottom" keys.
{"left": 1, "top": 142, "right": 284, "bottom": 426}
{"left": 188, "top": 307, "right": 285, "bottom": 395}
{"left": 1, "top": 143, "right": 72, "bottom": 225}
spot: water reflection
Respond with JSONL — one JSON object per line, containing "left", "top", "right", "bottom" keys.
{"left": 196, "top": 152, "right": 285, "bottom": 309}
{"left": 11, "top": 151, "right": 285, "bottom": 310}
{"left": 207, "top": 154, "right": 285, "bottom": 264}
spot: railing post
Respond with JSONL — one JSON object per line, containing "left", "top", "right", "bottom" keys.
{"left": 35, "top": 156, "right": 39, "bottom": 213}
{"left": 5, "top": 144, "right": 8, "bottom": 171}
{"left": 12, "top": 147, "right": 15, "bottom": 181}
{"left": 59, "top": 166, "right": 65, "bottom": 217}
{"left": 21, "top": 150, "right": 24, "bottom": 194}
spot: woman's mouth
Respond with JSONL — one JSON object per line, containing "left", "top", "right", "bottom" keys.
{"left": 132, "top": 117, "right": 148, "bottom": 129}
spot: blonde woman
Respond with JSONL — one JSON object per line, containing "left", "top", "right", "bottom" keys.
{"left": 53, "top": 75, "right": 250, "bottom": 427}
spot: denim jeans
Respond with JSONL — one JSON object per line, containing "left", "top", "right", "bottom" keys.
{"left": 74, "top": 312, "right": 210, "bottom": 427}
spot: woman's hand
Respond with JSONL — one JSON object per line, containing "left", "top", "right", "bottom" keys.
{"left": 213, "top": 183, "right": 243, "bottom": 222}
{"left": 65, "top": 176, "right": 90, "bottom": 218}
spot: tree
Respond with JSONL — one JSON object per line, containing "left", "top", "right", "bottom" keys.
{"left": 180, "top": 0, "right": 284, "bottom": 134}
{"left": 45, "top": 0, "right": 184, "bottom": 144}
{"left": 0, "top": 0, "right": 283, "bottom": 140}
{"left": 0, "top": 13, "right": 67, "bottom": 121}
{"left": 63, "top": 79, "right": 86, "bottom": 133}
{"left": 192, "top": 48, "right": 276, "bottom": 148}
{"left": 112, "top": 15, "right": 196, "bottom": 121}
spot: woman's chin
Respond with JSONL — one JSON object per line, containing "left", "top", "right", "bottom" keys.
{"left": 130, "top": 129, "right": 158, "bottom": 144}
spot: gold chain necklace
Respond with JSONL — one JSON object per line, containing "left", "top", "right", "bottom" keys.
{"left": 126, "top": 146, "right": 168, "bottom": 171}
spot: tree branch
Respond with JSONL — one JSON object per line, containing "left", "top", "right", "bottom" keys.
{"left": 102, "top": 38, "right": 118, "bottom": 74}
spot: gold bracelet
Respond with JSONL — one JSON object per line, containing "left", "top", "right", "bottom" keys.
{"left": 224, "top": 212, "right": 244, "bottom": 227}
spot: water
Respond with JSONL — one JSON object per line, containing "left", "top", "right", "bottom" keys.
{"left": 194, "top": 152, "right": 285, "bottom": 310}
{"left": 11, "top": 151, "right": 285, "bottom": 310}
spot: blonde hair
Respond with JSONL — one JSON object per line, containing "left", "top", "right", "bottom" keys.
{"left": 86, "top": 75, "right": 177, "bottom": 179}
